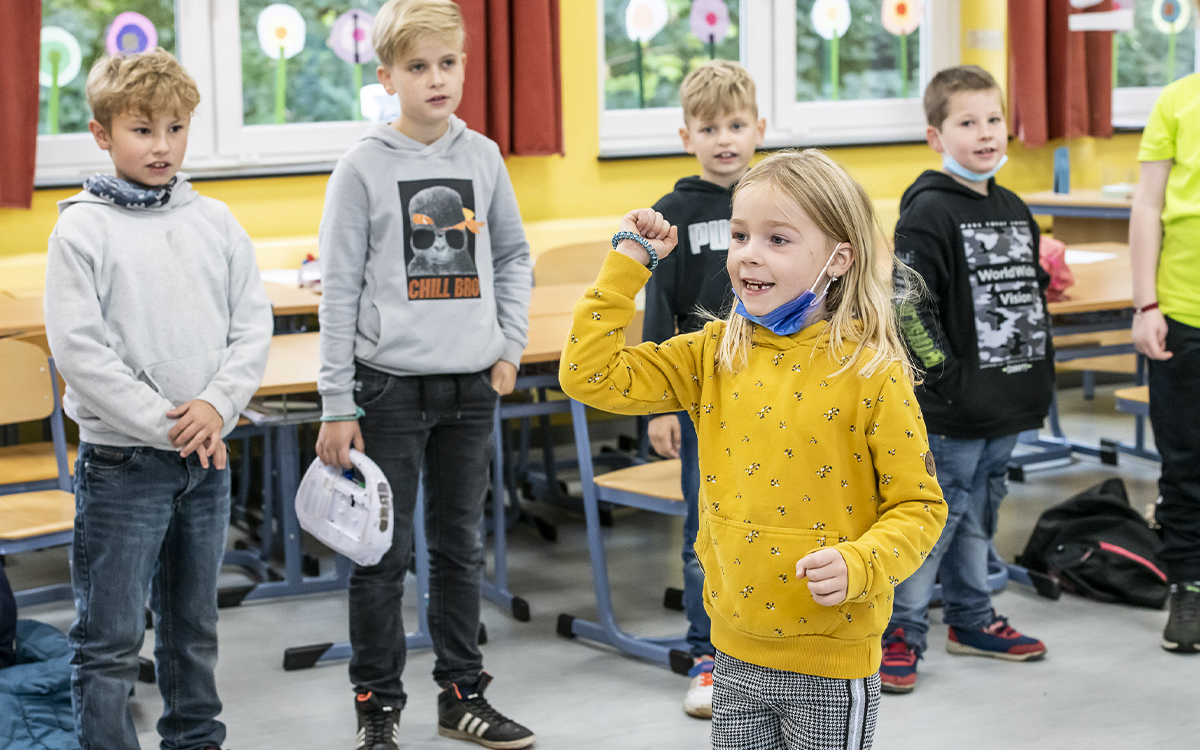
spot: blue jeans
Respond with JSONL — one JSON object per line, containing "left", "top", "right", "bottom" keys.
{"left": 70, "top": 443, "right": 230, "bottom": 750}
{"left": 888, "top": 433, "right": 1019, "bottom": 653}
{"left": 349, "top": 366, "right": 497, "bottom": 708}
{"left": 677, "top": 413, "right": 713, "bottom": 659}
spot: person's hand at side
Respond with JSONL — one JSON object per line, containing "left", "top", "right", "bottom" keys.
{"left": 1132, "top": 307, "right": 1173, "bottom": 361}
{"left": 490, "top": 360, "right": 518, "bottom": 396}
{"left": 648, "top": 415, "right": 682, "bottom": 459}
{"left": 316, "top": 420, "right": 364, "bottom": 470}
{"left": 796, "top": 548, "right": 849, "bottom": 606}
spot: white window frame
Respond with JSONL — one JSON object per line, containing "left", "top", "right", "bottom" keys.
{"left": 599, "top": 0, "right": 961, "bottom": 158}
{"left": 1112, "top": 26, "right": 1200, "bottom": 128}
{"left": 35, "top": 0, "right": 217, "bottom": 184}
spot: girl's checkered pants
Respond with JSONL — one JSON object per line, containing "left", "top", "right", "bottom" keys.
{"left": 711, "top": 651, "right": 881, "bottom": 750}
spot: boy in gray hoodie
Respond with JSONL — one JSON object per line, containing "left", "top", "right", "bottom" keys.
{"left": 313, "top": 2, "right": 534, "bottom": 749}
{"left": 44, "top": 50, "right": 272, "bottom": 750}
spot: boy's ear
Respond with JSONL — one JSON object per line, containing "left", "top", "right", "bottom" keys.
{"left": 679, "top": 125, "right": 696, "bottom": 154}
{"left": 754, "top": 117, "right": 766, "bottom": 147}
{"left": 377, "top": 64, "right": 395, "bottom": 95}
{"left": 925, "top": 124, "right": 944, "bottom": 154}
{"left": 88, "top": 120, "right": 112, "bottom": 151}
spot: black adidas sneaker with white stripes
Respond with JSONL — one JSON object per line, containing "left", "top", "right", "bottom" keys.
{"left": 355, "top": 691, "right": 400, "bottom": 750}
{"left": 437, "top": 673, "right": 536, "bottom": 749}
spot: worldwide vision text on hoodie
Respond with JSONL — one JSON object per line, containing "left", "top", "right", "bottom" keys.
{"left": 318, "top": 116, "right": 532, "bottom": 418}
{"left": 44, "top": 174, "right": 274, "bottom": 450}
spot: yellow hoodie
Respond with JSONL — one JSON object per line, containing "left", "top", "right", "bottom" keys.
{"left": 560, "top": 252, "right": 948, "bottom": 679}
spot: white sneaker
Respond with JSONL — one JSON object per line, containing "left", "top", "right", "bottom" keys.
{"left": 682, "top": 655, "right": 714, "bottom": 718}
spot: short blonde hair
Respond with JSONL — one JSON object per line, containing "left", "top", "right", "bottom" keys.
{"left": 680, "top": 60, "right": 757, "bottom": 124}
{"left": 923, "top": 65, "right": 1003, "bottom": 128}
{"left": 373, "top": 0, "right": 466, "bottom": 68}
{"left": 86, "top": 48, "right": 199, "bottom": 130}
{"left": 717, "top": 150, "right": 922, "bottom": 383}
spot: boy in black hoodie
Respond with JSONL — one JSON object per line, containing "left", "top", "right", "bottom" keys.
{"left": 879, "top": 66, "right": 1054, "bottom": 694}
{"left": 642, "top": 60, "right": 764, "bottom": 719}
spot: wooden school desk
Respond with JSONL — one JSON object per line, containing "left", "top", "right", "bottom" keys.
{"left": 1024, "top": 190, "right": 1133, "bottom": 246}
{"left": 0, "top": 283, "right": 321, "bottom": 339}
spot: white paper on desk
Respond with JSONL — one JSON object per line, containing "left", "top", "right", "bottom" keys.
{"left": 1065, "top": 249, "right": 1119, "bottom": 265}
{"left": 260, "top": 268, "right": 302, "bottom": 285}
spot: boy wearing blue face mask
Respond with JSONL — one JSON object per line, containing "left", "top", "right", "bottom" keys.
{"left": 879, "top": 65, "right": 1054, "bottom": 694}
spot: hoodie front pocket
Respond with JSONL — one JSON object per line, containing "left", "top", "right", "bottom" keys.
{"left": 138, "top": 348, "right": 227, "bottom": 406}
{"left": 698, "top": 513, "right": 844, "bottom": 639}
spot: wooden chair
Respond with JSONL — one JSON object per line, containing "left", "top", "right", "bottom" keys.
{"left": 0, "top": 339, "right": 76, "bottom": 607}
{"left": 0, "top": 331, "right": 76, "bottom": 492}
{"left": 556, "top": 398, "right": 694, "bottom": 675}
{"left": 532, "top": 241, "right": 612, "bottom": 286}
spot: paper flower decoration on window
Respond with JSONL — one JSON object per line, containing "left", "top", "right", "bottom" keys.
{"left": 39, "top": 26, "right": 82, "bottom": 88}
{"left": 257, "top": 3, "right": 306, "bottom": 59}
{"left": 625, "top": 0, "right": 669, "bottom": 43}
{"left": 690, "top": 0, "right": 731, "bottom": 44}
{"left": 330, "top": 9, "right": 375, "bottom": 64}
{"left": 106, "top": 12, "right": 157, "bottom": 56}
{"left": 811, "top": 0, "right": 852, "bottom": 40}
{"left": 882, "top": 0, "right": 922, "bottom": 36}
{"left": 1153, "top": 0, "right": 1192, "bottom": 34}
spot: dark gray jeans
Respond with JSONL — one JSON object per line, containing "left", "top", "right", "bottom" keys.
{"left": 349, "top": 363, "right": 498, "bottom": 709}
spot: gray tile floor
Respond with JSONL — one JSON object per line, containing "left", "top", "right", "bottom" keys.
{"left": 7, "top": 383, "right": 1197, "bottom": 749}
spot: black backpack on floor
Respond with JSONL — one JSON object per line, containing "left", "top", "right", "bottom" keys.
{"left": 1016, "top": 478, "right": 1168, "bottom": 609}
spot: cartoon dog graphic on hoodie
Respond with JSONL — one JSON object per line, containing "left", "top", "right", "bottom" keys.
{"left": 405, "top": 185, "right": 483, "bottom": 277}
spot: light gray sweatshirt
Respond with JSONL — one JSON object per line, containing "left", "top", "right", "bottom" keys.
{"left": 44, "top": 176, "right": 273, "bottom": 450}
{"left": 318, "top": 117, "right": 532, "bottom": 417}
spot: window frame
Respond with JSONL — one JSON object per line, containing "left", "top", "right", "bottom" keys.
{"left": 598, "top": 0, "right": 962, "bottom": 158}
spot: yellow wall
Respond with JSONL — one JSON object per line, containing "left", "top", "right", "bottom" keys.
{"left": 0, "top": 0, "right": 1142, "bottom": 261}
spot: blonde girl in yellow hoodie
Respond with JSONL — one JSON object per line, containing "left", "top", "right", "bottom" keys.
{"left": 560, "top": 150, "right": 947, "bottom": 749}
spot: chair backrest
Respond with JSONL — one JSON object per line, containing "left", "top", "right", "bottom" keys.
{"left": 533, "top": 241, "right": 611, "bottom": 286}
{"left": 0, "top": 339, "right": 56, "bottom": 426}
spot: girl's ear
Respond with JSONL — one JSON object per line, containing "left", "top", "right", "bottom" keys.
{"left": 829, "top": 241, "right": 855, "bottom": 280}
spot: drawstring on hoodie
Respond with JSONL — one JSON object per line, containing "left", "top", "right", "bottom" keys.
{"left": 416, "top": 375, "right": 465, "bottom": 421}
{"left": 417, "top": 377, "right": 427, "bottom": 421}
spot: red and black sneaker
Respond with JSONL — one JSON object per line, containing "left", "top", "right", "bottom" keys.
{"left": 947, "top": 612, "right": 1047, "bottom": 661}
{"left": 879, "top": 628, "right": 920, "bottom": 694}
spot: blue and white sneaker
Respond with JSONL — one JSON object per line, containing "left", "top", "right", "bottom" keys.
{"left": 683, "top": 655, "right": 714, "bottom": 718}
{"left": 947, "top": 611, "right": 1047, "bottom": 661}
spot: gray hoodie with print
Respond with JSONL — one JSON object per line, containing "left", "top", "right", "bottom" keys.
{"left": 317, "top": 116, "right": 532, "bottom": 418}
{"left": 44, "top": 175, "right": 273, "bottom": 451}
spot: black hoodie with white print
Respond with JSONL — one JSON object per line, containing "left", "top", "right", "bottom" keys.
{"left": 894, "top": 170, "right": 1055, "bottom": 440}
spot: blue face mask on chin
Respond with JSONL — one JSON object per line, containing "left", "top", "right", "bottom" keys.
{"left": 942, "top": 151, "right": 1008, "bottom": 183}
{"left": 733, "top": 243, "right": 843, "bottom": 336}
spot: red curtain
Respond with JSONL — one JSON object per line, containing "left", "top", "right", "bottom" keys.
{"left": 1008, "top": 0, "right": 1114, "bottom": 148}
{"left": 455, "top": 0, "right": 563, "bottom": 158}
{"left": 0, "top": 0, "right": 41, "bottom": 209}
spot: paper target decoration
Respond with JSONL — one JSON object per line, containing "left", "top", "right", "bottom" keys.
{"left": 882, "top": 0, "right": 922, "bottom": 36}
{"left": 106, "top": 12, "right": 158, "bottom": 56}
{"left": 811, "top": 0, "right": 852, "bottom": 40}
{"left": 690, "top": 0, "right": 731, "bottom": 45}
{"left": 39, "top": 27, "right": 82, "bottom": 88}
{"left": 330, "top": 9, "right": 375, "bottom": 64}
{"left": 1153, "top": 0, "right": 1192, "bottom": 34}
{"left": 625, "top": 0, "right": 669, "bottom": 43}
{"left": 257, "top": 3, "right": 307, "bottom": 59}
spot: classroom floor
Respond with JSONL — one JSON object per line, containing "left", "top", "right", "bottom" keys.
{"left": 8, "top": 382, "right": 1196, "bottom": 750}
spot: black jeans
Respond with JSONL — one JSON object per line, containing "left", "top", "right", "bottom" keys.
{"left": 348, "top": 363, "right": 498, "bottom": 708}
{"left": 1, "top": 562, "right": 15, "bottom": 668}
{"left": 1149, "top": 316, "right": 1200, "bottom": 583}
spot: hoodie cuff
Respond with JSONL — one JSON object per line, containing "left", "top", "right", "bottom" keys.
{"left": 322, "top": 390, "right": 359, "bottom": 419}
{"left": 837, "top": 544, "right": 871, "bottom": 603}
{"left": 596, "top": 250, "right": 653, "bottom": 300}
{"left": 501, "top": 339, "right": 526, "bottom": 369}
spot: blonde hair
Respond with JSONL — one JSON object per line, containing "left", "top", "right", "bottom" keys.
{"left": 373, "top": 0, "right": 466, "bottom": 68}
{"left": 923, "top": 65, "right": 1004, "bottom": 128}
{"left": 680, "top": 60, "right": 758, "bottom": 124}
{"left": 85, "top": 48, "right": 200, "bottom": 130}
{"left": 716, "top": 150, "right": 921, "bottom": 383}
